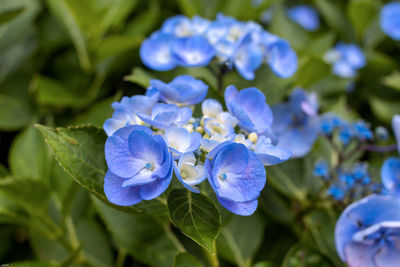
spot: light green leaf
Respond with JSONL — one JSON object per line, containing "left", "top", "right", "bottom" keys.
{"left": 217, "top": 213, "right": 265, "bottom": 267}
{"left": 168, "top": 189, "right": 221, "bottom": 254}
{"left": 0, "top": 177, "right": 51, "bottom": 216}
{"left": 33, "top": 75, "right": 89, "bottom": 108}
{"left": 93, "top": 197, "right": 179, "bottom": 267}
{"left": 0, "top": 191, "right": 29, "bottom": 225}
{"left": 347, "top": 0, "right": 378, "bottom": 39}
{"left": 0, "top": 94, "right": 31, "bottom": 131}
{"left": 124, "top": 67, "right": 154, "bottom": 87}
{"left": 382, "top": 71, "right": 400, "bottom": 92}
{"left": 45, "top": 0, "right": 91, "bottom": 71}
{"left": 124, "top": 1, "right": 160, "bottom": 37}
{"left": 9, "top": 126, "right": 52, "bottom": 182}
{"left": 95, "top": 35, "right": 143, "bottom": 62}
{"left": 0, "top": 7, "right": 25, "bottom": 25}
{"left": 294, "top": 56, "right": 330, "bottom": 88}
{"left": 173, "top": 252, "right": 203, "bottom": 267}
{"left": 369, "top": 97, "right": 400, "bottom": 124}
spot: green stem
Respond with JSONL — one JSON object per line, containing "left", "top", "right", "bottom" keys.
{"left": 114, "top": 247, "right": 127, "bottom": 267}
{"left": 202, "top": 241, "right": 219, "bottom": 267}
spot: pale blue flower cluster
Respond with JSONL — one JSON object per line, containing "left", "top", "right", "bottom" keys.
{"left": 140, "top": 14, "right": 298, "bottom": 80}
{"left": 324, "top": 43, "right": 366, "bottom": 78}
{"left": 380, "top": 2, "right": 400, "bottom": 41}
{"left": 103, "top": 75, "right": 292, "bottom": 215}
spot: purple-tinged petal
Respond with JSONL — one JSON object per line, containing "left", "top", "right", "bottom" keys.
{"left": 217, "top": 197, "right": 258, "bottom": 216}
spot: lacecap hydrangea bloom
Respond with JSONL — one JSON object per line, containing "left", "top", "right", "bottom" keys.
{"left": 335, "top": 195, "right": 400, "bottom": 267}
{"left": 381, "top": 115, "right": 400, "bottom": 196}
{"left": 140, "top": 14, "right": 298, "bottom": 80}
{"left": 380, "top": 2, "right": 400, "bottom": 41}
{"left": 324, "top": 43, "right": 366, "bottom": 78}
{"left": 287, "top": 5, "right": 320, "bottom": 32}
{"left": 103, "top": 75, "right": 291, "bottom": 215}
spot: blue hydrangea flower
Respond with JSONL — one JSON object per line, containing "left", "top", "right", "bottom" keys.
{"left": 150, "top": 75, "right": 208, "bottom": 106}
{"left": 265, "top": 39, "right": 298, "bottom": 78}
{"left": 314, "top": 160, "right": 329, "bottom": 178}
{"left": 328, "top": 185, "right": 345, "bottom": 201}
{"left": 380, "top": 2, "right": 400, "bottom": 41}
{"left": 139, "top": 32, "right": 178, "bottom": 71}
{"left": 225, "top": 85, "right": 273, "bottom": 134}
{"left": 324, "top": 43, "right": 366, "bottom": 78}
{"left": 137, "top": 103, "right": 192, "bottom": 129}
{"left": 381, "top": 157, "right": 400, "bottom": 196}
{"left": 205, "top": 143, "right": 266, "bottom": 216}
{"left": 335, "top": 195, "right": 400, "bottom": 267}
{"left": 172, "top": 36, "right": 215, "bottom": 67}
{"left": 287, "top": 5, "right": 320, "bottom": 31}
{"left": 164, "top": 126, "right": 201, "bottom": 159}
{"left": 320, "top": 113, "right": 343, "bottom": 135}
{"left": 253, "top": 135, "right": 292, "bottom": 166}
{"left": 104, "top": 125, "right": 173, "bottom": 206}
{"left": 353, "top": 121, "right": 373, "bottom": 141}
{"left": 173, "top": 152, "right": 206, "bottom": 193}
{"left": 103, "top": 90, "right": 159, "bottom": 136}
{"left": 271, "top": 89, "right": 319, "bottom": 158}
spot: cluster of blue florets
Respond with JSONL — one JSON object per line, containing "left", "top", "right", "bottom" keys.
{"left": 103, "top": 75, "right": 296, "bottom": 215}
{"left": 140, "top": 14, "right": 298, "bottom": 80}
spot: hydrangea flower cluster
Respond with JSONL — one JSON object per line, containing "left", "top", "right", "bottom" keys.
{"left": 140, "top": 14, "right": 298, "bottom": 80}
{"left": 380, "top": 2, "right": 400, "bottom": 41}
{"left": 324, "top": 43, "right": 366, "bottom": 78}
{"left": 287, "top": 5, "right": 320, "bottom": 32}
{"left": 103, "top": 75, "right": 292, "bottom": 216}
{"left": 320, "top": 113, "right": 373, "bottom": 146}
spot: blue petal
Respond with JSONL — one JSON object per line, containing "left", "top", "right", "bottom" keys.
{"left": 381, "top": 157, "right": 400, "bottom": 195}
{"left": 255, "top": 143, "right": 292, "bottom": 166}
{"left": 104, "top": 170, "right": 143, "bottom": 206}
{"left": 150, "top": 79, "right": 180, "bottom": 104}
{"left": 139, "top": 163, "right": 173, "bottom": 200}
{"left": 173, "top": 161, "right": 200, "bottom": 193}
{"left": 287, "top": 5, "right": 320, "bottom": 31}
{"left": 169, "top": 75, "right": 208, "bottom": 105}
{"left": 333, "top": 60, "right": 356, "bottom": 78}
{"left": 140, "top": 32, "right": 177, "bottom": 71}
{"left": 234, "top": 34, "right": 264, "bottom": 80}
{"left": 202, "top": 99, "right": 223, "bottom": 117}
{"left": 224, "top": 85, "right": 238, "bottom": 107}
{"left": 103, "top": 117, "right": 128, "bottom": 137}
{"left": 373, "top": 242, "right": 400, "bottom": 267}
{"left": 172, "top": 36, "right": 215, "bottom": 67}
{"left": 344, "top": 242, "right": 377, "bottom": 267}
{"left": 128, "top": 130, "right": 164, "bottom": 164}
{"left": 267, "top": 40, "right": 298, "bottom": 78}
{"left": 105, "top": 126, "right": 152, "bottom": 178}
{"left": 380, "top": 2, "right": 400, "bottom": 40}
{"left": 271, "top": 104, "right": 292, "bottom": 132}
{"left": 217, "top": 197, "right": 258, "bottom": 216}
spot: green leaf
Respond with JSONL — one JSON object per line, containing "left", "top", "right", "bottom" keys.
{"left": 369, "top": 97, "right": 400, "bottom": 124}
{"left": 0, "top": 7, "right": 25, "bottom": 25}
{"left": 382, "top": 71, "right": 400, "bottom": 91}
{"left": 173, "top": 252, "right": 203, "bottom": 267}
{"left": 347, "top": 0, "right": 378, "bottom": 39}
{"left": 217, "top": 213, "right": 265, "bottom": 266}
{"left": 294, "top": 56, "right": 330, "bottom": 88}
{"left": 9, "top": 126, "right": 52, "bottom": 181}
{"left": 95, "top": 35, "right": 143, "bottom": 62}
{"left": 0, "top": 94, "right": 31, "bottom": 131}
{"left": 0, "top": 177, "right": 51, "bottom": 216}
{"left": 33, "top": 75, "right": 89, "bottom": 108}
{"left": 35, "top": 124, "right": 166, "bottom": 214}
{"left": 93, "top": 197, "right": 179, "bottom": 267}
{"left": 76, "top": 219, "right": 114, "bottom": 267}
{"left": 45, "top": 0, "right": 91, "bottom": 71}
{"left": 168, "top": 189, "right": 221, "bottom": 254}
{"left": 314, "top": 0, "right": 355, "bottom": 41}
{"left": 282, "top": 243, "right": 332, "bottom": 267}
{"left": 124, "top": 67, "right": 154, "bottom": 87}
{"left": 0, "top": 191, "right": 29, "bottom": 225}
{"left": 124, "top": 1, "right": 160, "bottom": 37}
{"left": 0, "top": 164, "right": 9, "bottom": 178}
{"left": 8, "top": 261, "right": 57, "bottom": 267}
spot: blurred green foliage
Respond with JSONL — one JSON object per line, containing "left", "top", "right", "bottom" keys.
{"left": 0, "top": 0, "right": 399, "bottom": 266}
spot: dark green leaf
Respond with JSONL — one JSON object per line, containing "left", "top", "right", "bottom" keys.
{"left": 282, "top": 243, "right": 333, "bottom": 267}
{"left": 173, "top": 252, "right": 203, "bottom": 267}
{"left": 8, "top": 261, "right": 57, "bottom": 267}
{"left": 9, "top": 126, "right": 52, "bottom": 181}
{"left": 0, "top": 7, "right": 25, "bottom": 25}
{"left": 217, "top": 213, "right": 265, "bottom": 266}
{"left": 0, "top": 94, "right": 31, "bottom": 131}
{"left": 369, "top": 97, "right": 400, "bottom": 124}
{"left": 93, "top": 197, "right": 179, "bottom": 267}
{"left": 168, "top": 189, "right": 221, "bottom": 254}
{"left": 294, "top": 56, "right": 330, "bottom": 88}
{"left": 95, "top": 35, "right": 143, "bottom": 62}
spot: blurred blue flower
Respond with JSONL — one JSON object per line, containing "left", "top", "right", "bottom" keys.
{"left": 380, "top": 2, "right": 400, "bottom": 41}
{"left": 287, "top": 5, "right": 320, "bottom": 31}
{"left": 205, "top": 143, "right": 266, "bottom": 216}
{"left": 320, "top": 113, "right": 343, "bottom": 135}
{"left": 375, "top": 126, "right": 389, "bottom": 142}
{"left": 150, "top": 75, "right": 208, "bottom": 106}
{"left": 137, "top": 103, "right": 192, "bottom": 129}
{"left": 266, "top": 39, "right": 298, "bottom": 78}
{"left": 325, "top": 43, "right": 366, "bottom": 78}
{"left": 339, "top": 123, "right": 353, "bottom": 146}
{"left": 393, "top": 115, "right": 400, "bottom": 153}
{"left": 103, "top": 90, "right": 159, "bottom": 136}
{"left": 172, "top": 36, "right": 215, "bottom": 67}
{"left": 335, "top": 195, "right": 400, "bottom": 267}
{"left": 140, "top": 32, "right": 178, "bottom": 71}
{"left": 164, "top": 126, "right": 201, "bottom": 159}
{"left": 328, "top": 185, "right": 345, "bottom": 201}
{"left": 272, "top": 89, "right": 319, "bottom": 157}
{"left": 225, "top": 85, "right": 273, "bottom": 134}
{"left": 104, "top": 125, "right": 173, "bottom": 206}
{"left": 353, "top": 121, "right": 373, "bottom": 141}
{"left": 314, "top": 160, "right": 329, "bottom": 178}
{"left": 381, "top": 157, "right": 400, "bottom": 197}
{"left": 173, "top": 152, "right": 206, "bottom": 193}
